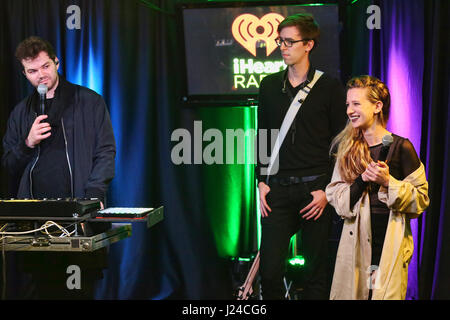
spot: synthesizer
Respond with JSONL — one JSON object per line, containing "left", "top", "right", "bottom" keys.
{"left": 0, "top": 198, "right": 101, "bottom": 219}
{"left": 96, "top": 207, "right": 153, "bottom": 219}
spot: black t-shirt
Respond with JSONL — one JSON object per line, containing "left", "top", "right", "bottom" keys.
{"left": 32, "top": 97, "right": 72, "bottom": 199}
{"left": 256, "top": 67, "right": 347, "bottom": 186}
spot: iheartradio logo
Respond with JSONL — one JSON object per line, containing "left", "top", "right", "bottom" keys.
{"left": 232, "top": 13, "right": 285, "bottom": 57}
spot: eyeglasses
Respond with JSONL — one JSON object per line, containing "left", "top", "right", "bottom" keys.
{"left": 275, "top": 37, "right": 311, "bottom": 48}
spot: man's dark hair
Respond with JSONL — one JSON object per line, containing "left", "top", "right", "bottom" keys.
{"left": 277, "top": 13, "right": 320, "bottom": 51}
{"left": 15, "top": 36, "right": 57, "bottom": 63}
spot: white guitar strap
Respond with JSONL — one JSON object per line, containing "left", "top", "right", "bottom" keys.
{"left": 264, "top": 70, "right": 324, "bottom": 183}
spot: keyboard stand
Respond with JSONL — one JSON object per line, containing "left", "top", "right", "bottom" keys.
{"left": 0, "top": 224, "right": 131, "bottom": 252}
{"left": 0, "top": 207, "right": 164, "bottom": 252}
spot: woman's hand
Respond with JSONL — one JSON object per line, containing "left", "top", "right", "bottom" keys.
{"left": 362, "top": 161, "right": 390, "bottom": 188}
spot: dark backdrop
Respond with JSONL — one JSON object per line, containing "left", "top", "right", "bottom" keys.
{"left": 0, "top": 0, "right": 448, "bottom": 299}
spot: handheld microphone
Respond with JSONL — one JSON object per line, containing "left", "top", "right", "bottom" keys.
{"left": 378, "top": 134, "right": 394, "bottom": 162}
{"left": 37, "top": 84, "right": 48, "bottom": 115}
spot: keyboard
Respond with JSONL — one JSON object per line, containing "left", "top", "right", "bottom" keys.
{"left": 0, "top": 198, "right": 101, "bottom": 218}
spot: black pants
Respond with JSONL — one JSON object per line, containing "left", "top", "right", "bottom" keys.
{"left": 30, "top": 268, "right": 100, "bottom": 300}
{"left": 18, "top": 250, "right": 107, "bottom": 300}
{"left": 260, "top": 178, "right": 331, "bottom": 300}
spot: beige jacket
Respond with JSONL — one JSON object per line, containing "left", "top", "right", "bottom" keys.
{"left": 326, "top": 162, "right": 429, "bottom": 300}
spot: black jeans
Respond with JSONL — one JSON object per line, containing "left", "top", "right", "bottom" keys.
{"left": 260, "top": 177, "right": 331, "bottom": 300}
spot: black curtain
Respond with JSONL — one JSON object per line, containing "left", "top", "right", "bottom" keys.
{"left": 419, "top": 0, "right": 450, "bottom": 300}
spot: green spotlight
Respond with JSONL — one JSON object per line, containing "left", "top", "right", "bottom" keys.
{"left": 297, "top": 3, "right": 326, "bottom": 6}
{"left": 288, "top": 255, "right": 305, "bottom": 267}
{"left": 237, "top": 257, "right": 252, "bottom": 262}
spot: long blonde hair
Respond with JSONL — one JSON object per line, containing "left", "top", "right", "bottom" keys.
{"left": 330, "top": 75, "right": 391, "bottom": 183}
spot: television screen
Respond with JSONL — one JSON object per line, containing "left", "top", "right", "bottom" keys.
{"left": 178, "top": 1, "right": 341, "bottom": 105}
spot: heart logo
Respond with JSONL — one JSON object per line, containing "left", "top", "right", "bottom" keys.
{"left": 231, "top": 13, "right": 285, "bottom": 57}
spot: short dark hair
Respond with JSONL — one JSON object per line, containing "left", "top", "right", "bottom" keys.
{"left": 15, "top": 36, "right": 57, "bottom": 63}
{"left": 277, "top": 13, "right": 320, "bottom": 51}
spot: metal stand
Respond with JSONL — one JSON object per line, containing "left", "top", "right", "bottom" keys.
{"left": 0, "top": 224, "right": 131, "bottom": 252}
{"left": 0, "top": 206, "right": 164, "bottom": 252}
{"left": 237, "top": 251, "right": 260, "bottom": 300}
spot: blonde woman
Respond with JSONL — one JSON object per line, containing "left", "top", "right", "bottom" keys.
{"left": 326, "top": 76, "right": 429, "bottom": 300}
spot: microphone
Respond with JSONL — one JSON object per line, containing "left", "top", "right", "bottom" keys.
{"left": 37, "top": 84, "right": 48, "bottom": 115}
{"left": 378, "top": 134, "right": 394, "bottom": 162}
{"left": 282, "top": 70, "right": 288, "bottom": 93}
{"left": 282, "top": 79, "right": 287, "bottom": 93}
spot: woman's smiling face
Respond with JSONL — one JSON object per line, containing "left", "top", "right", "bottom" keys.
{"left": 346, "top": 87, "right": 383, "bottom": 130}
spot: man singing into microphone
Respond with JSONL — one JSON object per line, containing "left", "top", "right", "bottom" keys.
{"left": 2, "top": 36, "right": 115, "bottom": 299}
{"left": 256, "top": 14, "right": 347, "bottom": 299}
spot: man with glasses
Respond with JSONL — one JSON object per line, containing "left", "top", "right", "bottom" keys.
{"left": 256, "top": 13, "right": 347, "bottom": 299}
